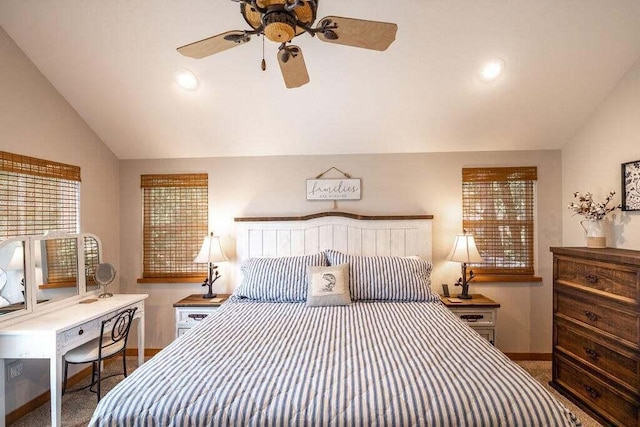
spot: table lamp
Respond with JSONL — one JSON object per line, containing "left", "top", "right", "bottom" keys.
{"left": 447, "top": 233, "right": 483, "bottom": 299}
{"left": 194, "top": 232, "right": 228, "bottom": 299}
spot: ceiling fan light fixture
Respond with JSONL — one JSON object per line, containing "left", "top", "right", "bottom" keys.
{"left": 263, "top": 10, "right": 297, "bottom": 43}
{"left": 174, "top": 68, "right": 199, "bottom": 90}
{"left": 479, "top": 58, "right": 505, "bottom": 82}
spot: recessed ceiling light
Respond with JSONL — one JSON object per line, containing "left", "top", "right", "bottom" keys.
{"left": 174, "top": 68, "right": 199, "bottom": 90}
{"left": 479, "top": 58, "right": 505, "bottom": 82}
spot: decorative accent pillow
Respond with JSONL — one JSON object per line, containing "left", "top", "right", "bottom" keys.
{"left": 324, "top": 250, "right": 435, "bottom": 301}
{"left": 234, "top": 252, "right": 328, "bottom": 302}
{"left": 306, "top": 264, "right": 351, "bottom": 307}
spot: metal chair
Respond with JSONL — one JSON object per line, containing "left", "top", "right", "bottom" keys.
{"left": 62, "top": 307, "right": 137, "bottom": 402}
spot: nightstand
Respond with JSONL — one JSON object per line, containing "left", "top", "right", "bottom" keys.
{"left": 173, "top": 294, "right": 230, "bottom": 338}
{"left": 441, "top": 294, "right": 500, "bottom": 345}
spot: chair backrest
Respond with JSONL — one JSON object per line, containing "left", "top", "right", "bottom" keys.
{"left": 98, "top": 307, "right": 137, "bottom": 358}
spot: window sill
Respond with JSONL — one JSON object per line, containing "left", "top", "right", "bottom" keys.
{"left": 137, "top": 277, "right": 205, "bottom": 284}
{"left": 473, "top": 275, "right": 542, "bottom": 283}
{"left": 39, "top": 282, "right": 76, "bottom": 289}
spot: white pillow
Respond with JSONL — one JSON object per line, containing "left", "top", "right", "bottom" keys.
{"left": 306, "top": 264, "right": 351, "bottom": 307}
{"left": 0, "top": 296, "right": 9, "bottom": 308}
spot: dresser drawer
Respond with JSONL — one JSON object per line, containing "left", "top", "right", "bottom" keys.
{"left": 555, "top": 355, "right": 639, "bottom": 427}
{"left": 555, "top": 322, "right": 639, "bottom": 391}
{"left": 556, "top": 256, "right": 639, "bottom": 302}
{"left": 555, "top": 291, "right": 638, "bottom": 346}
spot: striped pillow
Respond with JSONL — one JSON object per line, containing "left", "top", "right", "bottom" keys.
{"left": 234, "top": 252, "right": 328, "bottom": 302}
{"left": 325, "top": 250, "right": 435, "bottom": 301}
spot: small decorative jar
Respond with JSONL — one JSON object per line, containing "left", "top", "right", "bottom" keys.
{"left": 580, "top": 219, "right": 606, "bottom": 248}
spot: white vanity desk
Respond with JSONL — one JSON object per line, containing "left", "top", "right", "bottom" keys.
{"left": 0, "top": 293, "right": 147, "bottom": 427}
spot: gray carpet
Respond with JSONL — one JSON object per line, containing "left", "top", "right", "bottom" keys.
{"left": 10, "top": 359, "right": 602, "bottom": 426}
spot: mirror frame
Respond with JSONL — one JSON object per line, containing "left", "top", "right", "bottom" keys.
{"left": 0, "top": 233, "right": 103, "bottom": 326}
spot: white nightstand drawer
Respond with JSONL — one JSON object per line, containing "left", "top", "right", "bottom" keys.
{"left": 177, "top": 308, "right": 215, "bottom": 325}
{"left": 177, "top": 328, "right": 191, "bottom": 337}
{"left": 473, "top": 328, "right": 495, "bottom": 345}
{"left": 451, "top": 308, "right": 496, "bottom": 327}
{"left": 173, "top": 294, "right": 230, "bottom": 340}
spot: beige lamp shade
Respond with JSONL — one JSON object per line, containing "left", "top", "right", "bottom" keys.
{"left": 447, "top": 234, "right": 484, "bottom": 264}
{"left": 6, "top": 245, "right": 24, "bottom": 271}
{"left": 194, "top": 233, "right": 229, "bottom": 264}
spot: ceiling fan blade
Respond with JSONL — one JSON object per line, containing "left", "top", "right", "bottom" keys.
{"left": 177, "top": 31, "right": 251, "bottom": 59}
{"left": 316, "top": 16, "right": 397, "bottom": 51}
{"left": 277, "top": 45, "right": 310, "bottom": 89}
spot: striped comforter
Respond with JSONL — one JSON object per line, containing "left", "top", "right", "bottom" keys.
{"left": 90, "top": 300, "right": 580, "bottom": 426}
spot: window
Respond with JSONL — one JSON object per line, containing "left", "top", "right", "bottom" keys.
{"left": 462, "top": 167, "right": 539, "bottom": 281}
{"left": 139, "top": 173, "right": 208, "bottom": 281}
{"left": 0, "top": 151, "right": 80, "bottom": 240}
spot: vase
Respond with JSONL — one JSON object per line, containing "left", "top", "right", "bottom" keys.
{"left": 580, "top": 219, "right": 606, "bottom": 248}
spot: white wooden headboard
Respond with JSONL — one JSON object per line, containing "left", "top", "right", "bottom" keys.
{"left": 234, "top": 212, "right": 433, "bottom": 264}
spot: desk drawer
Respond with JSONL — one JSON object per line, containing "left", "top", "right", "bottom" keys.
{"left": 60, "top": 319, "right": 100, "bottom": 350}
{"left": 555, "top": 355, "right": 639, "bottom": 427}
{"left": 555, "top": 291, "right": 638, "bottom": 345}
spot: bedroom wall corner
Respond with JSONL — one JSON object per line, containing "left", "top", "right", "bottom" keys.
{"left": 0, "top": 26, "right": 120, "bottom": 416}
{"left": 562, "top": 57, "right": 640, "bottom": 249}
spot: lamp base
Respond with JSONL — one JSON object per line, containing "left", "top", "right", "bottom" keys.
{"left": 203, "top": 292, "right": 217, "bottom": 299}
{"left": 457, "top": 293, "right": 472, "bottom": 299}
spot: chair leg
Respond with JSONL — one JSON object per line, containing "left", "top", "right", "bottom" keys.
{"left": 62, "top": 360, "right": 69, "bottom": 396}
{"left": 96, "top": 360, "right": 102, "bottom": 402}
{"left": 123, "top": 351, "right": 128, "bottom": 378}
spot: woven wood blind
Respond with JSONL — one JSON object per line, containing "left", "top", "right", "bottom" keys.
{"left": 141, "top": 174, "right": 208, "bottom": 279}
{"left": 45, "top": 238, "right": 78, "bottom": 285}
{"left": 0, "top": 151, "right": 80, "bottom": 240}
{"left": 462, "top": 166, "right": 537, "bottom": 276}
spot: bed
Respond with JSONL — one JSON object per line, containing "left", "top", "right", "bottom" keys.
{"left": 89, "top": 213, "right": 580, "bottom": 426}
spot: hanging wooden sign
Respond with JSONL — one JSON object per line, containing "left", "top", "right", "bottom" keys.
{"left": 306, "top": 178, "right": 361, "bottom": 200}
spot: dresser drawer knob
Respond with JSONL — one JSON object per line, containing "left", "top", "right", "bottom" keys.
{"left": 188, "top": 313, "right": 208, "bottom": 320}
{"left": 584, "top": 385, "right": 601, "bottom": 399}
{"left": 78, "top": 329, "right": 84, "bottom": 336}
{"left": 585, "top": 274, "right": 598, "bottom": 284}
{"left": 584, "top": 311, "right": 600, "bottom": 322}
{"left": 584, "top": 348, "right": 600, "bottom": 361}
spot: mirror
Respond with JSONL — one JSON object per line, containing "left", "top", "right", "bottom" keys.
{"left": 0, "top": 233, "right": 102, "bottom": 320}
{"left": 0, "top": 240, "right": 27, "bottom": 316}
{"left": 36, "top": 237, "right": 79, "bottom": 306}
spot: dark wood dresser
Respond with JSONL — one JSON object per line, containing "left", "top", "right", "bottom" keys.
{"left": 551, "top": 247, "right": 640, "bottom": 426}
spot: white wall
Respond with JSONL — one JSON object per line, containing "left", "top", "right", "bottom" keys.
{"left": 120, "top": 150, "right": 562, "bottom": 355}
{"left": 562, "top": 57, "right": 640, "bottom": 248}
{"left": 0, "top": 26, "right": 120, "bottom": 415}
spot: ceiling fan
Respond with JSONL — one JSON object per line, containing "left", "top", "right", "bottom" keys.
{"left": 177, "top": 0, "right": 398, "bottom": 88}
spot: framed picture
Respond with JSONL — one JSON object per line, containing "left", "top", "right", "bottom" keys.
{"left": 621, "top": 160, "right": 640, "bottom": 211}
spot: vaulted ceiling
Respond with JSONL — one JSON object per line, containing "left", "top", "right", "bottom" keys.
{"left": 1, "top": 1, "right": 640, "bottom": 159}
